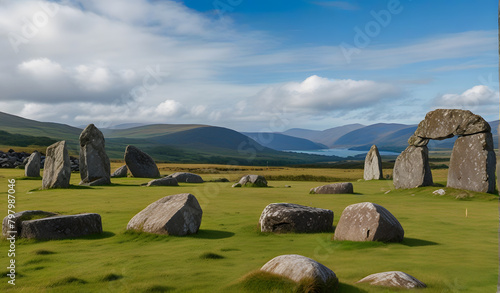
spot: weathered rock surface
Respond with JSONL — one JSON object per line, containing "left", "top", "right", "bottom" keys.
{"left": 364, "top": 145, "right": 383, "bottom": 180}
{"left": 111, "top": 165, "right": 128, "bottom": 178}
{"left": 334, "top": 202, "right": 404, "bottom": 242}
{"left": 42, "top": 141, "right": 71, "bottom": 189}
{"left": 236, "top": 175, "right": 268, "bottom": 187}
{"left": 447, "top": 133, "right": 496, "bottom": 193}
{"left": 413, "top": 109, "right": 490, "bottom": 141}
{"left": 310, "top": 182, "right": 353, "bottom": 194}
{"left": 25, "top": 151, "right": 41, "bottom": 177}
{"left": 260, "top": 254, "right": 338, "bottom": 290}
{"left": 393, "top": 146, "right": 433, "bottom": 189}
{"left": 124, "top": 145, "right": 160, "bottom": 178}
{"left": 170, "top": 172, "right": 204, "bottom": 183}
{"left": 2, "top": 210, "right": 57, "bottom": 237}
{"left": 357, "top": 271, "right": 426, "bottom": 289}
{"left": 127, "top": 193, "right": 202, "bottom": 236}
{"left": 79, "top": 124, "right": 111, "bottom": 186}
{"left": 259, "top": 203, "right": 333, "bottom": 233}
{"left": 20, "top": 213, "right": 102, "bottom": 240}
{"left": 146, "top": 176, "right": 179, "bottom": 187}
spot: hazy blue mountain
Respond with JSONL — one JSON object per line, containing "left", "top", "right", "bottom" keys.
{"left": 243, "top": 132, "right": 328, "bottom": 151}
{"left": 282, "top": 123, "right": 365, "bottom": 147}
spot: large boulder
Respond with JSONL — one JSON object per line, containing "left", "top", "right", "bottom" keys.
{"left": 412, "top": 109, "right": 490, "bottom": 141}
{"left": 393, "top": 146, "right": 433, "bottom": 189}
{"left": 170, "top": 172, "right": 204, "bottom": 183}
{"left": 20, "top": 213, "right": 102, "bottom": 240}
{"left": 447, "top": 133, "right": 496, "bottom": 193}
{"left": 310, "top": 182, "right": 353, "bottom": 194}
{"left": 357, "top": 271, "right": 426, "bottom": 289}
{"left": 111, "top": 165, "right": 128, "bottom": 178}
{"left": 259, "top": 203, "right": 333, "bottom": 233}
{"left": 127, "top": 193, "right": 202, "bottom": 236}
{"left": 79, "top": 124, "right": 111, "bottom": 186}
{"left": 25, "top": 151, "right": 41, "bottom": 177}
{"left": 146, "top": 176, "right": 179, "bottom": 187}
{"left": 235, "top": 175, "right": 268, "bottom": 187}
{"left": 42, "top": 141, "right": 71, "bottom": 189}
{"left": 2, "top": 210, "right": 57, "bottom": 237}
{"left": 124, "top": 145, "right": 160, "bottom": 178}
{"left": 260, "top": 254, "right": 338, "bottom": 290}
{"left": 364, "top": 145, "right": 383, "bottom": 180}
{"left": 334, "top": 202, "right": 404, "bottom": 242}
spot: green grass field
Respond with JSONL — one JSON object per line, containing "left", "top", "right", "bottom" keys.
{"left": 0, "top": 165, "right": 497, "bottom": 292}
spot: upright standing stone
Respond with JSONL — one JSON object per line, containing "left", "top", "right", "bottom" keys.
{"left": 79, "top": 124, "right": 111, "bottom": 186}
{"left": 364, "top": 145, "right": 383, "bottom": 180}
{"left": 448, "top": 133, "right": 496, "bottom": 193}
{"left": 42, "top": 141, "right": 71, "bottom": 189}
{"left": 124, "top": 145, "right": 160, "bottom": 178}
{"left": 25, "top": 151, "right": 41, "bottom": 177}
{"left": 393, "top": 146, "right": 433, "bottom": 189}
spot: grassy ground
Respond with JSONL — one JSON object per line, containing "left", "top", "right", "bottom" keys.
{"left": 0, "top": 165, "right": 497, "bottom": 292}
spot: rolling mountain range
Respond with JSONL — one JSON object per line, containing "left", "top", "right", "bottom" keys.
{"left": 0, "top": 112, "right": 336, "bottom": 165}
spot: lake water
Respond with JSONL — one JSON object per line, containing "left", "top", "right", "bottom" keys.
{"left": 286, "top": 148, "right": 401, "bottom": 158}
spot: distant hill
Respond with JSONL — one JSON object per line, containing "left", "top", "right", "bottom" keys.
{"left": 283, "top": 124, "right": 365, "bottom": 148}
{"left": 243, "top": 132, "right": 328, "bottom": 151}
{"left": 334, "top": 123, "right": 412, "bottom": 148}
{"left": 0, "top": 112, "right": 337, "bottom": 165}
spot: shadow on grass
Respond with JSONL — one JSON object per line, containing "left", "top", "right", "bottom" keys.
{"left": 16, "top": 176, "right": 42, "bottom": 180}
{"left": 401, "top": 237, "right": 438, "bottom": 247}
{"left": 79, "top": 231, "right": 116, "bottom": 240}
{"left": 28, "top": 185, "right": 94, "bottom": 192}
{"left": 186, "top": 229, "right": 235, "bottom": 240}
{"left": 338, "top": 282, "right": 368, "bottom": 293}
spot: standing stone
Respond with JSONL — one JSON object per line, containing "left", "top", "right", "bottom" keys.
{"left": 334, "top": 202, "right": 404, "bottom": 242}
{"left": 259, "top": 203, "right": 333, "bottom": 233}
{"left": 79, "top": 124, "right": 111, "bottom": 186}
{"left": 42, "top": 141, "right": 71, "bottom": 189}
{"left": 124, "top": 145, "right": 160, "bottom": 178}
{"left": 364, "top": 145, "right": 383, "bottom": 180}
{"left": 448, "top": 133, "right": 496, "bottom": 193}
{"left": 111, "top": 165, "right": 128, "bottom": 178}
{"left": 393, "top": 146, "right": 433, "bottom": 189}
{"left": 170, "top": 172, "right": 204, "bottom": 183}
{"left": 25, "top": 151, "right": 41, "bottom": 177}
{"left": 127, "top": 193, "right": 202, "bottom": 236}
{"left": 260, "top": 255, "right": 338, "bottom": 290}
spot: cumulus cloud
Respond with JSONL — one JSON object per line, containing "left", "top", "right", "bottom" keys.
{"left": 18, "top": 58, "right": 64, "bottom": 78}
{"left": 434, "top": 85, "right": 498, "bottom": 108}
{"left": 251, "top": 75, "right": 402, "bottom": 113}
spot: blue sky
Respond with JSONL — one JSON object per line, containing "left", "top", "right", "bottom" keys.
{"left": 0, "top": 0, "right": 497, "bottom": 132}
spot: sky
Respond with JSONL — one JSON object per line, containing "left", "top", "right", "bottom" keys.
{"left": 0, "top": 0, "right": 498, "bottom": 132}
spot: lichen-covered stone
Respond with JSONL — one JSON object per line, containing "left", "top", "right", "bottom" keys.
{"left": 259, "top": 203, "right": 333, "bottom": 233}
{"left": 393, "top": 146, "right": 433, "bottom": 189}
{"left": 42, "top": 141, "right": 71, "bottom": 189}
{"left": 364, "top": 145, "right": 383, "bottom": 180}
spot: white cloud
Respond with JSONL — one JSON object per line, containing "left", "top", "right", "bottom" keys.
{"left": 18, "top": 58, "right": 64, "bottom": 78}
{"left": 434, "top": 85, "right": 498, "bottom": 108}
{"left": 155, "top": 99, "right": 185, "bottom": 117}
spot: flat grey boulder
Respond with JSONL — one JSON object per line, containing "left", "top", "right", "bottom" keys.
{"left": 25, "top": 151, "right": 41, "bottom": 177}
{"left": 111, "top": 165, "right": 128, "bottom": 178}
{"left": 124, "top": 145, "right": 160, "bottom": 178}
{"left": 334, "top": 202, "right": 404, "bottom": 242}
{"left": 20, "top": 213, "right": 102, "bottom": 240}
{"left": 146, "top": 176, "right": 179, "bottom": 187}
{"left": 393, "top": 146, "right": 433, "bottom": 189}
{"left": 260, "top": 254, "right": 338, "bottom": 290}
{"left": 79, "top": 124, "right": 111, "bottom": 186}
{"left": 259, "top": 203, "right": 333, "bottom": 233}
{"left": 413, "top": 109, "right": 490, "bottom": 141}
{"left": 42, "top": 141, "right": 71, "bottom": 189}
{"left": 236, "top": 175, "right": 268, "bottom": 187}
{"left": 357, "top": 271, "right": 426, "bottom": 289}
{"left": 127, "top": 193, "right": 202, "bottom": 236}
{"left": 310, "top": 182, "right": 353, "bottom": 194}
{"left": 170, "top": 172, "right": 204, "bottom": 183}
{"left": 447, "top": 133, "right": 496, "bottom": 193}
{"left": 364, "top": 145, "right": 383, "bottom": 180}
{"left": 2, "top": 210, "right": 57, "bottom": 238}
